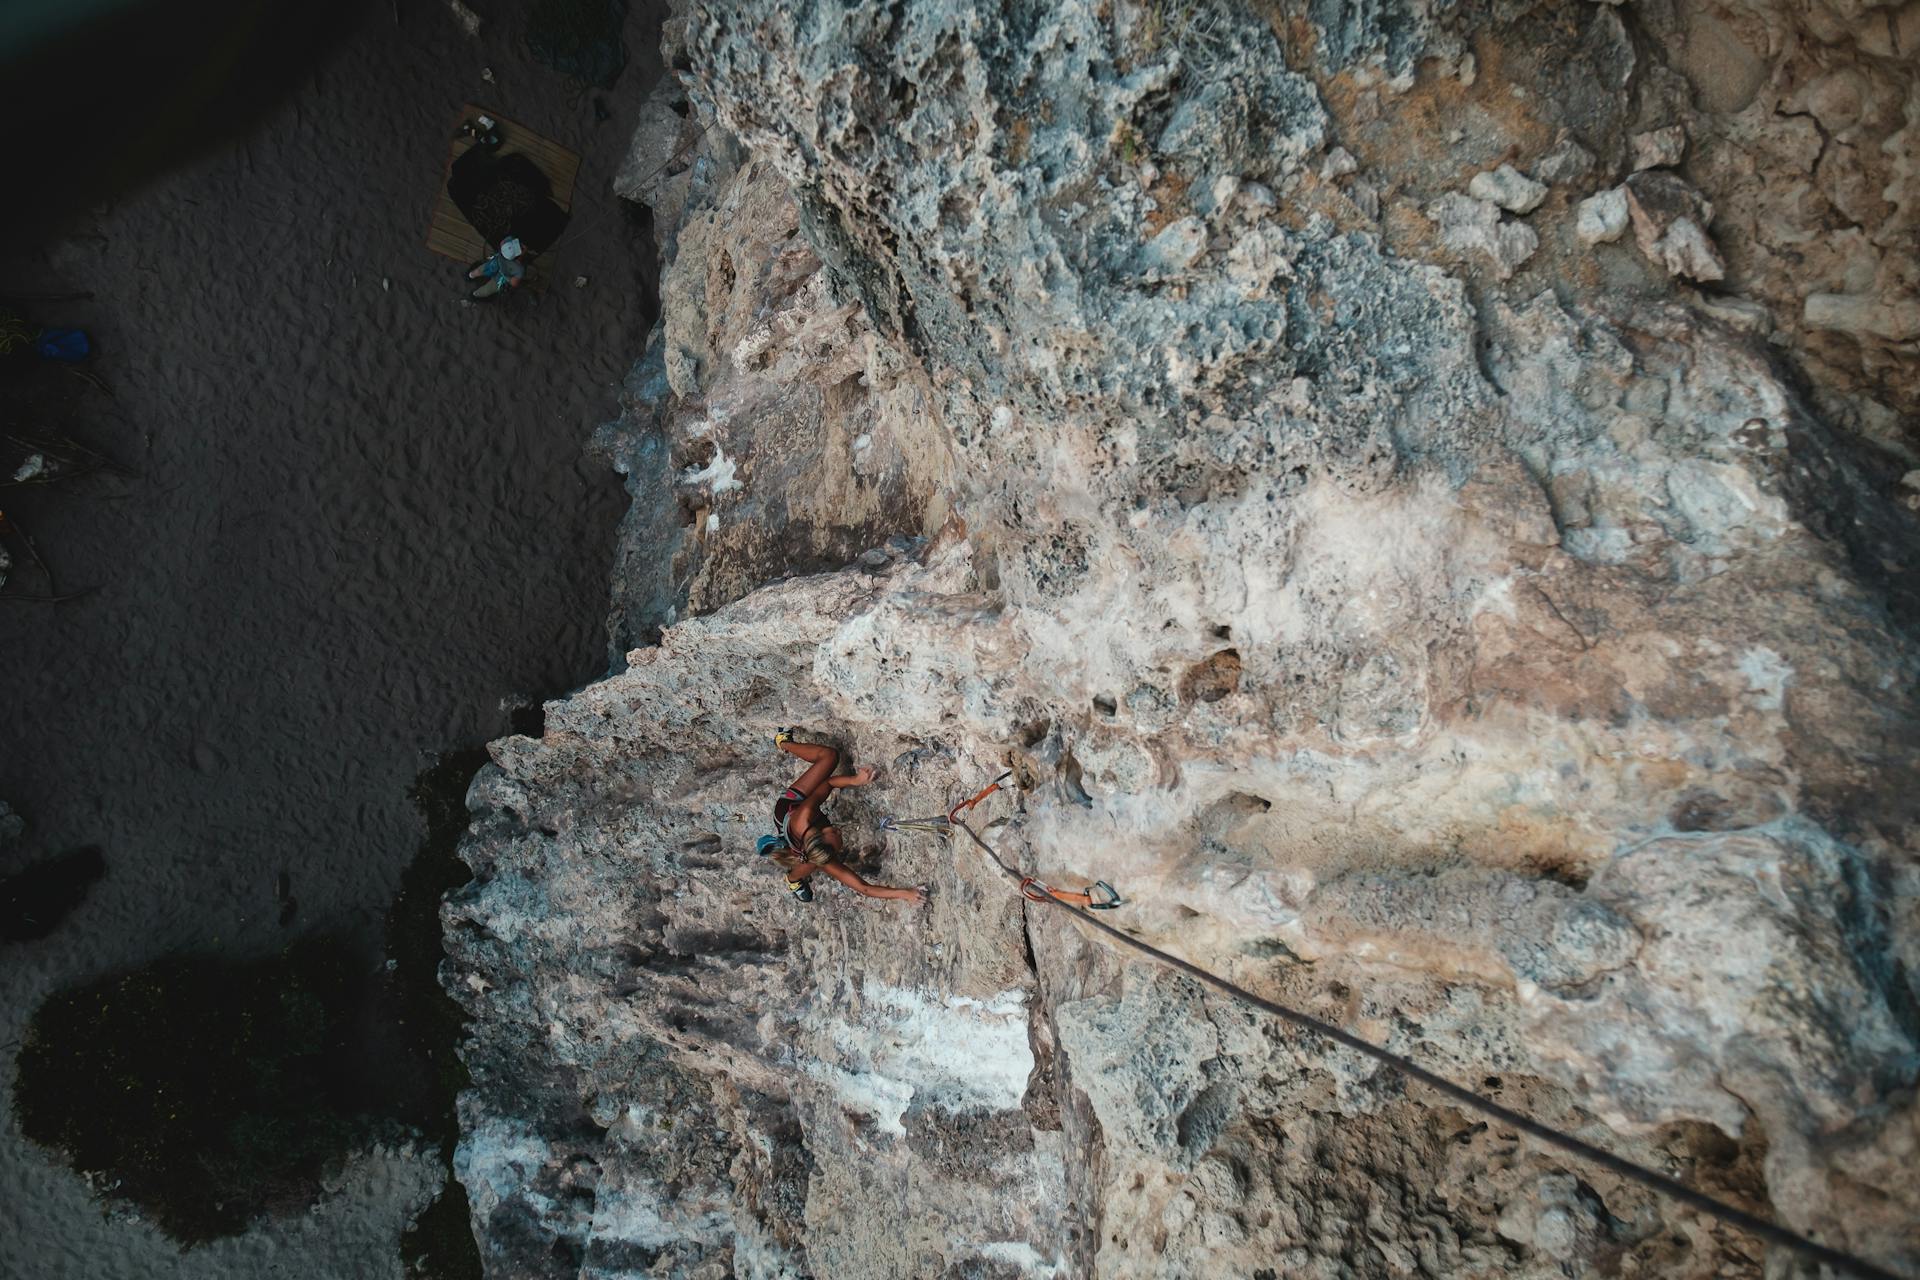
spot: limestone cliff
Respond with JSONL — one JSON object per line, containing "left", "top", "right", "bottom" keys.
{"left": 446, "top": 3, "right": 1920, "bottom": 1277}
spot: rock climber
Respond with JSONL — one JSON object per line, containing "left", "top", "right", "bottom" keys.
{"left": 466, "top": 235, "right": 525, "bottom": 298}
{"left": 758, "top": 730, "right": 926, "bottom": 906}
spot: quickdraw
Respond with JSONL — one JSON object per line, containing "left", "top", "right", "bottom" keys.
{"left": 877, "top": 814, "right": 954, "bottom": 837}
{"left": 877, "top": 770, "right": 1015, "bottom": 839}
{"left": 884, "top": 770, "right": 1128, "bottom": 911}
{"left": 1021, "top": 876, "right": 1125, "bottom": 911}
{"left": 947, "top": 770, "right": 1012, "bottom": 824}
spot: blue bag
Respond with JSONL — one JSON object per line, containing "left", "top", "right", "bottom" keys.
{"left": 35, "top": 328, "right": 90, "bottom": 362}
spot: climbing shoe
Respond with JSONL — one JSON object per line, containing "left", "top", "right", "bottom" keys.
{"left": 787, "top": 877, "right": 814, "bottom": 903}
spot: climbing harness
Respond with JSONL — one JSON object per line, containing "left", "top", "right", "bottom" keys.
{"left": 945, "top": 793, "right": 1907, "bottom": 1280}
{"left": 772, "top": 785, "right": 806, "bottom": 848}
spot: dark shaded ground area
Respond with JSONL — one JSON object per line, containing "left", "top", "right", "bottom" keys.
{"left": 0, "top": 0, "right": 657, "bottom": 959}
{"left": 11, "top": 748, "right": 488, "bottom": 1274}
{"left": 386, "top": 748, "right": 492, "bottom": 1280}
{"left": 0, "top": 847, "right": 106, "bottom": 942}
{"left": 15, "top": 936, "right": 389, "bottom": 1243}
{"left": 0, "top": 0, "right": 371, "bottom": 245}
{"left": 0, "top": 0, "right": 666, "bottom": 1273}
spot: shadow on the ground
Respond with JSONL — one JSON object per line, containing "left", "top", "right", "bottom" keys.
{"left": 13, "top": 934, "right": 395, "bottom": 1243}
{"left": 10, "top": 747, "right": 492, "bottom": 1276}
{"left": 388, "top": 747, "right": 492, "bottom": 1280}
{"left": 0, "top": 845, "right": 106, "bottom": 942}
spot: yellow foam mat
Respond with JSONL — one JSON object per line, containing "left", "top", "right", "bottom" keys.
{"left": 425, "top": 104, "right": 581, "bottom": 271}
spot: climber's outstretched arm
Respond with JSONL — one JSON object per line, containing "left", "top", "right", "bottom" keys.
{"left": 815, "top": 860, "right": 925, "bottom": 905}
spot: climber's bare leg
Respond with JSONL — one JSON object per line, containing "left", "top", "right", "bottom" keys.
{"left": 782, "top": 742, "right": 877, "bottom": 803}
{"left": 779, "top": 740, "right": 839, "bottom": 798}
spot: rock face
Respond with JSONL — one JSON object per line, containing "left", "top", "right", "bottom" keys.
{"left": 1575, "top": 187, "right": 1631, "bottom": 246}
{"left": 446, "top": 2, "right": 1920, "bottom": 1278}
{"left": 1427, "top": 191, "right": 1540, "bottom": 279}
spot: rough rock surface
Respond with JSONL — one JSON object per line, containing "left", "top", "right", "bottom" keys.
{"left": 446, "top": 2, "right": 1920, "bottom": 1278}
{"left": 1427, "top": 191, "right": 1540, "bottom": 279}
{"left": 1624, "top": 171, "right": 1727, "bottom": 282}
{"left": 1575, "top": 187, "right": 1631, "bottom": 247}
{"left": 1284, "top": 0, "right": 1920, "bottom": 454}
{"left": 1469, "top": 164, "right": 1549, "bottom": 215}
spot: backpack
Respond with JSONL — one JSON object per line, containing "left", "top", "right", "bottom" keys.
{"left": 35, "top": 328, "right": 90, "bottom": 362}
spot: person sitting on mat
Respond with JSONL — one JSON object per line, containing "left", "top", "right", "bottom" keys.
{"left": 757, "top": 729, "right": 926, "bottom": 906}
{"left": 467, "top": 236, "right": 526, "bottom": 298}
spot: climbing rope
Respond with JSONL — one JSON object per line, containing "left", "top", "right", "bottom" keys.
{"left": 948, "top": 810, "right": 1910, "bottom": 1280}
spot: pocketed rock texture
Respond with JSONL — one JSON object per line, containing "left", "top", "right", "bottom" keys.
{"left": 446, "top": 3, "right": 1920, "bottom": 1277}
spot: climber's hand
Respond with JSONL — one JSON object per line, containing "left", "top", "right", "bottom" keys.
{"left": 827, "top": 765, "right": 877, "bottom": 790}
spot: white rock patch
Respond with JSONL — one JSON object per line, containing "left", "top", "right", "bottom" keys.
{"left": 804, "top": 983, "right": 1032, "bottom": 1136}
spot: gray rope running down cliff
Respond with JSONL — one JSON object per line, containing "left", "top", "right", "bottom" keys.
{"left": 947, "top": 817, "right": 1910, "bottom": 1280}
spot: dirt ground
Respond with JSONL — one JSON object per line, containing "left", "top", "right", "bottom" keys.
{"left": 0, "top": 1, "right": 665, "bottom": 1274}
